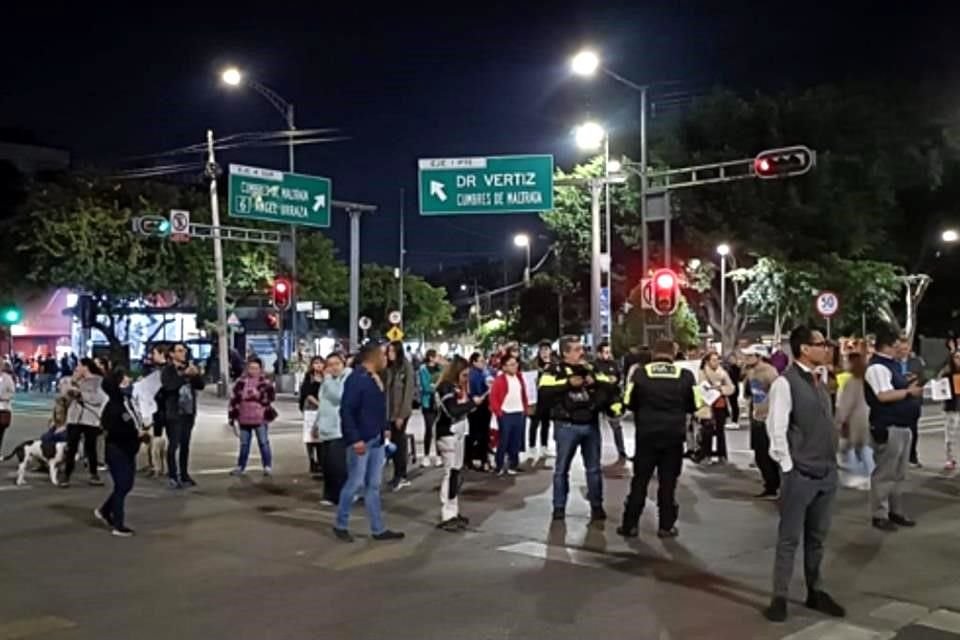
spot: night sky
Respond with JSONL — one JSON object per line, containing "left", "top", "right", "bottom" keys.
{"left": 3, "top": 1, "right": 959, "bottom": 276}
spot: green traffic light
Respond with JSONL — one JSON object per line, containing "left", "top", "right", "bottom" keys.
{"left": 1, "top": 307, "right": 21, "bottom": 325}
{"left": 158, "top": 220, "right": 171, "bottom": 234}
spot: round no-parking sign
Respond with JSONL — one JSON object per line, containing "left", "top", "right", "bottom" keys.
{"left": 816, "top": 291, "right": 840, "bottom": 318}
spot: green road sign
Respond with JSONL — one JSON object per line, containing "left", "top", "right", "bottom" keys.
{"left": 418, "top": 155, "right": 553, "bottom": 215}
{"left": 228, "top": 164, "right": 332, "bottom": 228}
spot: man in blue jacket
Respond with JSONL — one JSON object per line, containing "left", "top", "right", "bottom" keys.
{"left": 334, "top": 342, "right": 405, "bottom": 543}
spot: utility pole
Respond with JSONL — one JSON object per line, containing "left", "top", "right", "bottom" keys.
{"left": 286, "top": 104, "right": 298, "bottom": 362}
{"left": 398, "top": 188, "right": 405, "bottom": 322}
{"left": 205, "top": 130, "right": 231, "bottom": 397}
{"left": 590, "top": 179, "right": 603, "bottom": 347}
{"left": 349, "top": 210, "right": 362, "bottom": 352}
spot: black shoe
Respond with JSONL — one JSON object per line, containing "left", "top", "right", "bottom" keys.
{"left": 551, "top": 509, "right": 565, "bottom": 522}
{"left": 763, "top": 597, "right": 788, "bottom": 622}
{"left": 436, "top": 518, "right": 465, "bottom": 532}
{"left": 332, "top": 527, "right": 354, "bottom": 543}
{"left": 806, "top": 590, "right": 845, "bottom": 618}
{"left": 657, "top": 527, "right": 679, "bottom": 538}
{"left": 616, "top": 525, "right": 639, "bottom": 538}
{"left": 590, "top": 506, "right": 607, "bottom": 522}
{"left": 889, "top": 513, "right": 916, "bottom": 527}
{"left": 454, "top": 515, "right": 470, "bottom": 526}
{"left": 88, "top": 475, "right": 104, "bottom": 486}
{"left": 872, "top": 517, "right": 898, "bottom": 532}
{"left": 180, "top": 476, "right": 197, "bottom": 488}
{"left": 372, "top": 529, "right": 405, "bottom": 541}
{"left": 111, "top": 526, "right": 135, "bottom": 538}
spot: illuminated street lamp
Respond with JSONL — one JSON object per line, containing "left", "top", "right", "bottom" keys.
{"left": 575, "top": 121, "right": 606, "bottom": 151}
{"left": 514, "top": 234, "right": 531, "bottom": 285}
{"left": 571, "top": 50, "right": 600, "bottom": 76}
{"left": 943, "top": 229, "right": 959, "bottom": 243}
{"left": 221, "top": 67, "right": 242, "bottom": 86}
{"left": 716, "top": 243, "right": 731, "bottom": 353}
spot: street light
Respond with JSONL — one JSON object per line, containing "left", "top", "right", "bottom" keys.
{"left": 943, "top": 229, "right": 959, "bottom": 243}
{"left": 575, "top": 121, "right": 606, "bottom": 151}
{"left": 607, "top": 159, "right": 622, "bottom": 174}
{"left": 220, "top": 65, "right": 301, "bottom": 374}
{"left": 571, "top": 50, "right": 600, "bottom": 76}
{"left": 514, "top": 233, "right": 531, "bottom": 285}
{"left": 221, "top": 67, "right": 242, "bottom": 86}
{"left": 717, "top": 243, "right": 731, "bottom": 354}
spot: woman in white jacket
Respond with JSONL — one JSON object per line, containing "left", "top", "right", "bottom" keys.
{"left": 0, "top": 362, "right": 16, "bottom": 454}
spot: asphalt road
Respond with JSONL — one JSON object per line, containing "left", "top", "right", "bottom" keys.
{"left": 1, "top": 391, "right": 959, "bottom": 640}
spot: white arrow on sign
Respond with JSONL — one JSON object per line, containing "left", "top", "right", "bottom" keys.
{"left": 312, "top": 194, "right": 326, "bottom": 211}
{"left": 429, "top": 181, "right": 447, "bottom": 202}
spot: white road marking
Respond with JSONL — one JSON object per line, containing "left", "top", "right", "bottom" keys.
{"left": 916, "top": 609, "right": 960, "bottom": 634}
{"left": 497, "top": 541, "right": 614, "bottom": 570}
{"left": 0, "top": 484, "right": 31, "bottom": 492}
{"left": 0, "top": 615, "right": 77, "bottom": 639}
{"left": 869, "top": 601, "right": 929, "bottom": 626}
{"left": 779, "top": 620, "right": 894, "bottom": 640}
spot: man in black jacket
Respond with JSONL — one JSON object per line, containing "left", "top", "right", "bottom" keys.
{"left": 160, "top": 343, "right": 205, "bottom": 489}
{"left": 594, "top": 342, "right": 628, "bottom": 462}
{"left": 539, "top": 335, "right": 622, "bottom": 522}
{"left": 618, "top": 340, "right": 699, "bottom": 539}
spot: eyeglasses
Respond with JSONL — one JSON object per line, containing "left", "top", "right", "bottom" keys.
{"left": 808, "top": 341, "right": 828, "bottom": 348}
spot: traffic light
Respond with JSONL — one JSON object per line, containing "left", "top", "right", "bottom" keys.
{"left": 77, "top": 294, "right": 96, "bottom": 329}
{"left": 272, "top": 278, "right": 292, "bottom": 310}
{"left": 651, "top": 268, "right": 680, "bottom": 316}
{"left": 132, "top": 215, "right": 171, "bottom": 237}
{"left": 0, "top": 306, "right": 21, "bottom": 325}
{"left": 753, "top": 145, "right": 816, "bottom": 179}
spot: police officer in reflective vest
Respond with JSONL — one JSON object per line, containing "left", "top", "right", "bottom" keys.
{"left": 618, "top": 339, "right": 700, "bottom": 539}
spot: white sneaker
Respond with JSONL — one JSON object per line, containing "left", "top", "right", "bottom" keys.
{"left": 263, "top": 467, "right": 273, "bottom": 477}
{"left": 319, "top": 499, "right": 336, "bottom": 507}
{"left": 421, "top": 457, "right": 431, "bottom": 468}
{"left": 506, "top": 469, "right": 518, "bottom": 476}
{"left": 433, "top": 456, "right": 443, "bottom": 467}
{"left": 393, "top": 478, "right": 412, "bottom": 491}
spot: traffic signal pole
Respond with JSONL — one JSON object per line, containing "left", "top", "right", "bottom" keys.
{"left": 206, "top": 129, "right": 232, "bottom": 398}
{"left": 590, "top": 179, "right": 603, "bottom": 347}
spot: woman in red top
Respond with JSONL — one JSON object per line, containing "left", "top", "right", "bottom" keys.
{"left": 489, "top": 354, "right": 529, "bottom": 475}
{"left": 228, "top": 358, "right": 277, "bottom": 477}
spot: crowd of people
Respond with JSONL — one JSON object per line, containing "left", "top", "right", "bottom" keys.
{"left": 1, "top": 322, "right": 957, "bottom": 626}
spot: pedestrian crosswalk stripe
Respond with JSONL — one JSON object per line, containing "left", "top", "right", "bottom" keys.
{"left": 916, "top": 610, "right": 960, "bottom": 634}
{"left": 779, "top": 620, "right": 894, "bottom": 640}
{"left": 497, "top": 541, "right": 616, "bottom": 570}
{"left": 869, "top": 601, "right": 929, "bottom": 626}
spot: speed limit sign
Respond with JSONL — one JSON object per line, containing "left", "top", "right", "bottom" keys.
{"left": 816, "top": 291, "right": 840, "bottom": 318}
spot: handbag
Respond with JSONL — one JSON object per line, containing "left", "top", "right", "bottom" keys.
{"left": 0, "top": 410, "right": 10, "bottom": 429}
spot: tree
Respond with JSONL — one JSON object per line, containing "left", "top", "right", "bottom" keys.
{"left": 730, "top": 257, "right": 820, "bottom": 338}
{"left": 358, "top": 265, "right": 453, "bottom": 337}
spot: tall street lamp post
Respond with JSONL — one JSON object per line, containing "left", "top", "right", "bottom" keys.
{"left": 514, "top": 233, "right": 531, "bottom": 286}
{"left": 716, "top": 243, "right": 731, "bottom": 353}
{"left": 221, "top": 67, "right": 300, "bottom": 363}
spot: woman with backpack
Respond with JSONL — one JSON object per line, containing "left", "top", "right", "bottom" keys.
{"left": 228, "top": 358, "right": 277, "bottom": 477}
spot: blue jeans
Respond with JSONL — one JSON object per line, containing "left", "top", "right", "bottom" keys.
{"left": 237, "top": 425, "right": 273, "bottom": 470}
{"left": 495, "top": 412, "right": 525, "bottom": 471}
{"left": 101, "top": 443, "right": 136, "bottom": 528}
{"left": 553, "top": 421, "right": 603, "bottom": 510}
{"left": 335, "top": 440, "right": 386, "bottom": 535}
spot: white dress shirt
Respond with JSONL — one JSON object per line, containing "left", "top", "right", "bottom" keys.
{"left": 765, "top": 362, "right": 818, "bottom": 473}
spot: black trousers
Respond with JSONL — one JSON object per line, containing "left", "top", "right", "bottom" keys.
{"left": 621, "top": 437, "right": 684, "bottom": 531}
{"left": 321, "top": 438, "right": 347, "bottom": 504}
{"left": 751, "top": 420, "right": 781, "bottom": 493}
{"left": 528, "top": 411, "right": 551, "bottom": 448}
{"left": 466, "top": 406, "right": 491, "bottom": 467}
{"left": 306, "top": 443, "right": 324, "bottom": 473}
{"left": 64, "top": 424, "right": 100, "bottom": 480}
{"left": 390, "top": 418, "right": 409, "bottom": 481}
{"left": 166, "top": 417, "right": 195, "bottom": 481}
{"left": 422, "top": 408, "right": 438, "bottom": 457}
{"left": 101, "top": 443, "right": 136, "bottom": 528}
{"left": 909, "top": 421, "right": 919, "bottom": 464}
{"left": 699, "top": 408, "right": 729, "bottom": 459}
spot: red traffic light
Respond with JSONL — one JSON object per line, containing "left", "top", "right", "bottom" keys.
{"left": 651, "top": 268, "right": 680, "bottom": 316}
{"left": 753, "top": 145, "right": 815, "bottom": 179}
{"left": 272, "top": 277, "right": 292, "bottom": 310}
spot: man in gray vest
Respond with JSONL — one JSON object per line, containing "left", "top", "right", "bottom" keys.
{"left": 763, "top": 326, "right": 845, "bottom": 623}
{"left": 864, "top": 324, "right": 922, "bottom": 531}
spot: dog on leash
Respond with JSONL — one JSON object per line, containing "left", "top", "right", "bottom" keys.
{"left": 2, "top": 439, "right": 68, "bottom": 486}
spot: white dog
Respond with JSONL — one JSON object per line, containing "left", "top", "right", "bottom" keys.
{"left": 3, "top": 439, "right": 68, "bottom": 486}
{"left": 139, "top": 427, "right": 168, "bottom": 477}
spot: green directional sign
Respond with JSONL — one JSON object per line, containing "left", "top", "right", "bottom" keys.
{"left": 228, "top": 164, "right": 331, "bottom": 228}
{"left": 418, "top": 154, "right": 553, "bottom": 215}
